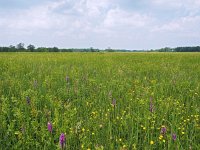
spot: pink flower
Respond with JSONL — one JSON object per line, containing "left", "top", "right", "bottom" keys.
{"left": 172, "top": 133, "right": 177, "bottom": 141}
{"left": 161, "top": 126, "right": 167, "bottom": 135}
{"left": 59, "top": 133, "right": 65, "bottom": 149}
{"left": 47, "top": 122, "right": 52, "bottom": 133}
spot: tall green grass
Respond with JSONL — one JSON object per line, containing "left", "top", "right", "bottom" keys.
{"left": 0, "top": 52, "right": 199, "bottom": 149}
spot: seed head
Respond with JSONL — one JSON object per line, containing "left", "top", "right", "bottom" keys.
{"left": 112, "top": 99, "right": 116, "bottom": 107}
{"left": 34, "top": 80, "right": 38, "bottom": 88}
{"left": 150, "top": 97, "right": 153, "bottom": 113}
{"left": 66, "top": 76, "right": 70, "bottom": 83}
{"left": 108, "top": 91, "right": 112, "bottom": 99}
{"left": 26, "top": 96, "right": 30, "bottom": 104}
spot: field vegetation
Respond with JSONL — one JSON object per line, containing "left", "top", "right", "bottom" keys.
{"left": 0, "top": 52, "right": 200, "bottom": 149}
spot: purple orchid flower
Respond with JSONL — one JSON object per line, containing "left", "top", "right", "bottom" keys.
{"left": 47, "top": 122, "right": 52, "bottom": 133}
{"left": 59, "top": 133, "right": 65, "bottom": 149}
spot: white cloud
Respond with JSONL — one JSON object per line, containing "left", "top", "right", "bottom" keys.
{"left": 152, "top": 22, "right": 181, "bottom": 32}
{"left": 84, "top": 0, "right": 112, "bottom": 17}
{"left": 103, "top": 8, "right": 154, "bottom": 28}
{"left": 152, "top": 15, "right": 200, "bottom": 33}
{"left": 0, "top": 0, "right": 200, "bottom": 49}
{"left": 0, "top": 1, "right": 64, "bottom": 30}
{"left": 152, "top": 0, "right": 183, "bottom": 8}
{"left": 150, "top": 0, "right": 200, "bottom": 15}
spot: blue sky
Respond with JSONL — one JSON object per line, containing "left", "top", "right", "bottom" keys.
{"left": 0, "top": 0, "right": 200, "bottom": 49}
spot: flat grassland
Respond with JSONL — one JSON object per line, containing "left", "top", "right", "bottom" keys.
{"left": 0, "top": 52, "right": 200, "bottom": 149}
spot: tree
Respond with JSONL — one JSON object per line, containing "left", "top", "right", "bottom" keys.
{"left": 27, "top": 44, "right": 35, "bottom": 52}
{"left": 16, "top": 43, "right": 25, "bottom": 50}
{"left": 9, "top": 45, "right": 16, "bottom": 52}
{"left": 53, "top": 47, "right": 59, "bottom": 52}
{"left": 49, "top": 47, "right": 59, "bottom": 52}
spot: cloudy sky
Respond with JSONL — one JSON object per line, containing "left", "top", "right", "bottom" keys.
{"left": 0, "top": 0, "right": 200, "bottom": 49}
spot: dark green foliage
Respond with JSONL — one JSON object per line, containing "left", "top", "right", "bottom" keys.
{"left": 1, "top": 43, "right": 200, "bottom": 52}
{"left": 27, "top": 44, "right": 35, "bottom": 52}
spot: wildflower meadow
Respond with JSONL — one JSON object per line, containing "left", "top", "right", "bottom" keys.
{"left": 0, "top": 52, "right": 199, "bottom": 149}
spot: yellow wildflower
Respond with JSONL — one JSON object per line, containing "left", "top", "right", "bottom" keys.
{"left": 159, "top": 135, "right": 163, "bottom": 140}
{"left": 150, "top": 141, "right": 154, "bottom": 145}
{"left": 163, "top": 139, "right": 166, "bottom": 143}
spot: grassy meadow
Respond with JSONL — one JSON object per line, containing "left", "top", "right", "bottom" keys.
{"left": 0, "top": 52, "right": 200, "bottom": 149}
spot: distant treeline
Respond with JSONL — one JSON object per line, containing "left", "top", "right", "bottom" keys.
{"left": 154, "top": 46, "right": 200, "bottom": 52}
{"left": 0, "top": 43, "right": 133, "bottom": 52}
{"left": 0, "top": 43, "right": 200, "bottom": 52}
